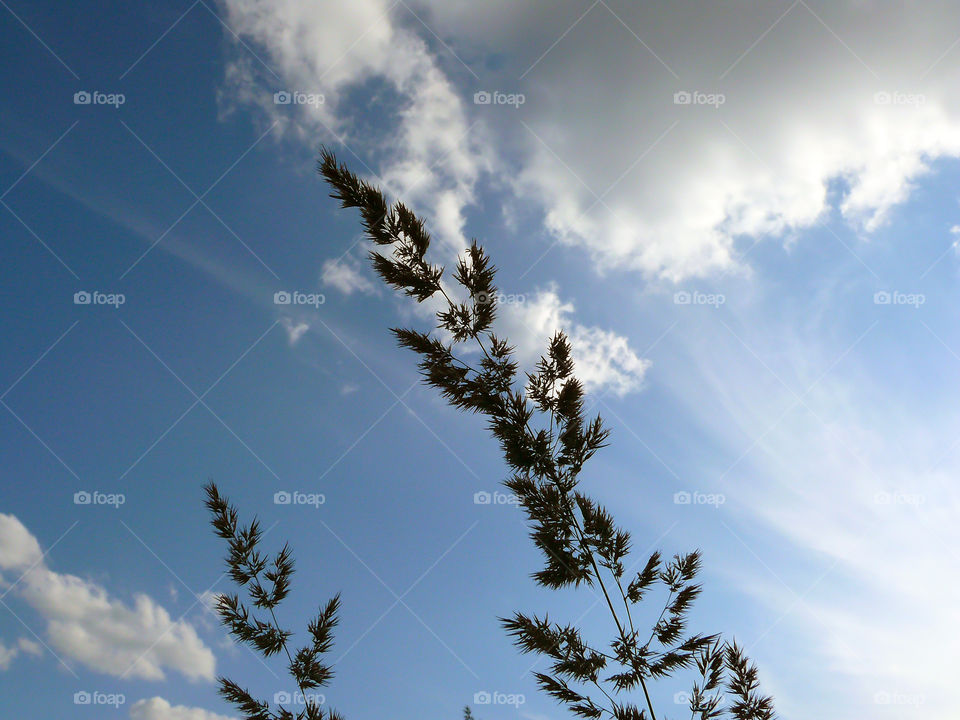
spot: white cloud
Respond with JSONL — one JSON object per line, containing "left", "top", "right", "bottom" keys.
{"left": 0, "top": 513, "right": 43, "bottom": 571}
{"left": 0, "top": 641, "right": 17, "bottom": 671}
{"left": 130, "top": 697, "right": 235, "bottom": 720}
{"left": 0, "top": 637, "right": 43, "bottom": 671}
{"left": 280, "top": 317, "right": 310, "bottom": 345}
{"left": 16, "top": 637, "right": 41, "bottom": 657}
{"left": 321, "top": 257, "right": 376, "bottom": 296}
{"left": 0, "top": 514, "right": 215, "bottom": 681}
{"left": 419, "top": 1, "right": 960, "bottom": 280}
{"left": 222, "top": 1, "right": 960, "bottom": 281}
{"left": 568, "top": 324, "right": 651, "bottom": 398}
{"left": 403, "top": 283, "right": 649, "bottom": 396}
{"left": 497, "top": 287, "right": 650, "bottom": 396}
{"left": 219, "top": 0, "right": 493, "bottom": 254}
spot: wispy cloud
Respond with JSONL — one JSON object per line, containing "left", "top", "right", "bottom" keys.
{"left": 280, "top": 317, "right": 311, "bottom": 345}
{"left": 0, "top": 514, "right": 215, "bottom": 681}
{"left": 321, "top": 257, "right": 376, "bottom": 296}
{"left": 219, "top": 0, "right": 493, "bottom": 254}
{"left": 0, "top": 637, "right": 41, "bottom": 671}
{"left": 129, "top": 697, "right": 235, "bottom": 720}
{"left": 655, "top": 293, "right": 960, "bottom": 718}
{"left": 497, "top": 286, "right": 650, "bottom": 396}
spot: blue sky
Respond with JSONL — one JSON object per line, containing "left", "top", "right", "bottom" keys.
{"left": 3, "top": 1, "right": 960, "bottom": 718}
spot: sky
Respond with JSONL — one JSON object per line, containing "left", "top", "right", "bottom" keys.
{"left": 2, "top": 1, "right": 960, "bottom": 718}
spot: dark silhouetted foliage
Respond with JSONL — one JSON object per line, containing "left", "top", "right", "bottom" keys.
{"left": 202, "top": 148, "right": 777, "bottom": 720}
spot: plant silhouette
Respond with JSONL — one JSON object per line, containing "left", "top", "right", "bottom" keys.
{"left": 201, "top": 148, "right": 777, "bottom": 720}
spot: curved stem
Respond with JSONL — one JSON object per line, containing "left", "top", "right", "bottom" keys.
{"left": 644, "top": 590, "right": 675, "bottom": 652}
{"left": 247, "top": 560, "right": 318, "bottom": 720}
{"left": 613, "top": 570, "right": 636, "bottom": 636}
{"left": 436, "top": 286, "right": 659, "bottom": 720}
{"left": 564, "top": 501, "right": 658, "bottom": 720}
